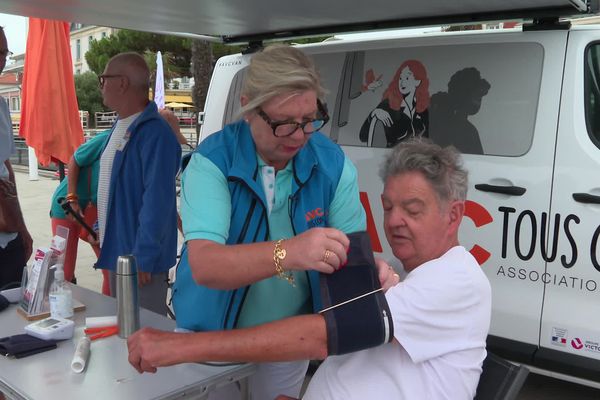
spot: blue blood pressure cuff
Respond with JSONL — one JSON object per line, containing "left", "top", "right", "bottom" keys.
{"left": 319, "top": 231, "right": 394, "bottom": 355}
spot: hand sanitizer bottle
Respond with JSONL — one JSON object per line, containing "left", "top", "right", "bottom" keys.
{"left": 49, "top": 264, "right": 74, "bottom": 319}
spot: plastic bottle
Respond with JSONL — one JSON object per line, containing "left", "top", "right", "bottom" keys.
{"left": 49, "top": 263, "right": 74, "bottom": 319}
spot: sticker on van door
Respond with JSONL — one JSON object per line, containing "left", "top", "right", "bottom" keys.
{"left": 359, "top": 60, "right": 430, "bottom": 148}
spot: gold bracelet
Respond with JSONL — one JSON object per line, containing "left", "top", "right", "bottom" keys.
{"left": 273, "top": 239, "right": 295, "bottom": 287}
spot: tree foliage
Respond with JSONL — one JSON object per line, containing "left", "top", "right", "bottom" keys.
{"left": 74, "top": 71, "right": 105, "bottom": 127}
{"left": 85, "top": 30, "right": 192, "bottom": 77}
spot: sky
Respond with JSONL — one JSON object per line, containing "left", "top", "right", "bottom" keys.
{"left": 0, "top": 13, "right": 28, "bottom": 55}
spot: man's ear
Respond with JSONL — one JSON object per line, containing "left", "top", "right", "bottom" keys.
{"left": 240, "top": 95, "right": 249, "bottom": 107}
{"left": 120, "top": 76, "right": 130, "bottom": 93}
{"left": 447, "top": 200, "right": 465, "bottom": 235}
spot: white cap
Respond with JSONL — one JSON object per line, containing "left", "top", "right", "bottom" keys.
{"left": 54, "top": 264, "right": 65, "bottom": 281}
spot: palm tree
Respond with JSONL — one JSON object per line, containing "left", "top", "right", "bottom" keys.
{"left": 191, "top": 40, "right": 213, "bottom": 139}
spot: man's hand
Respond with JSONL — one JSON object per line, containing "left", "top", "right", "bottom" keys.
{"left": 127, "top": 327, "right": 181, "bottom": 373}
{"left": 138, "top": 271, "right": 152, "bottom": 287}
{"left": 375, "top": 257, "right": 400, "bottom": 292}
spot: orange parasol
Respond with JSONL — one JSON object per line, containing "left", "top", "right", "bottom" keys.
{"left": 19, "top": 18, "right": 84, "bottom": 166}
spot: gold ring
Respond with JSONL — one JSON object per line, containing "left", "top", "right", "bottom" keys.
{"left": 323, "top": 250, "right": 332, "bottom": 263}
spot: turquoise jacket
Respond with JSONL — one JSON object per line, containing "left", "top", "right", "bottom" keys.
{"left": 173, "top": 120, "right": 346, "bottom": 331}
{"left": 96, "top": 101, "right": 181, "bottom": 273}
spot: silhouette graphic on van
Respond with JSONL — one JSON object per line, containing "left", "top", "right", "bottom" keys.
{"left": 429, "top": 67, "right": 491, "bottom": 155}
{"left": 359, "top": 60, "right": 430, "bottom": 148}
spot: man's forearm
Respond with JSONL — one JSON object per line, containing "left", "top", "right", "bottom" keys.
{"left": 128, "top": 314, "right": 328, "bottom": 373}
{"left": 182, "top": 314, "right": 328, "bottom": 363}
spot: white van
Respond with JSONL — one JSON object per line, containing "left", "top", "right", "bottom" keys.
{"left": 200, "top": 21, "right": 600, "bottom": 386}
{"left": 5, "top": 0, "right": 600, "bottom": 387}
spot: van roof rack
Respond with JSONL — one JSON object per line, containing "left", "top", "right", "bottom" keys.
{"left": 523, "top": 16, "right": 572, "bottom": 31}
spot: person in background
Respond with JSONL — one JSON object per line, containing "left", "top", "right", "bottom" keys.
{"left": 0, "top": 26, "right": 33, "bottom": 290}
{"left": 95, "top": 52, "right": 181, "bottom": 314}
{"left": 49, "top": 130, "right": 110, "bottom": 293}
{"left": 171, "top": 44, "right": 366, "bottom": 400}
{"left": 128, "top": 138, "right": 491, "bottom": 400}
{"left": 48, "top": 109, "right": 186, "bottom": 296}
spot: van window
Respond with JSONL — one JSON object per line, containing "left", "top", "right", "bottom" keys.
{"left": 585, "top": 42, "right": 600, "bottom": 147}
{"left": 318, "top": 43, "right": 543, "bottom": 156}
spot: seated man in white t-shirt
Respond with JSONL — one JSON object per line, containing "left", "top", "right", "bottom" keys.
{"left": 127, "top": 138, "right": 492, "bottom": 400}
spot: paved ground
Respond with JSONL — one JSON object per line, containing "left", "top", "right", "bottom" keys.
{"left": 15, "top": 167, "right": 102, "bottom": 293}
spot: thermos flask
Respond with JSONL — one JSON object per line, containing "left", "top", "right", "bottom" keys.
{"left": 116, "top": 255, "right": 140, "bottom": 338}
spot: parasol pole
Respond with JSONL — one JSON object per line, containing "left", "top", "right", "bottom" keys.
{"left": 27, "top": 147, "right": 38, "bottom": 181}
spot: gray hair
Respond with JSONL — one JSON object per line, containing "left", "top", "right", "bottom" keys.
{"left": 239, "top": 44, "right": 326, "bottom": 115}
{"left": 108, "top": 52, "right": 150, "bottom": 93}
{"left": 379, "top": 138, "right": 468, "bottom": 203}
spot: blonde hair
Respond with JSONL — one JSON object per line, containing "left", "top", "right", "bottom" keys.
{"left": 239, "top": 45, "right": 326, "bottom": 115}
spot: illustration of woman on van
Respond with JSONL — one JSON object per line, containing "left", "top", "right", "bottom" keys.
{"left": 359, "top": 59, "right": 430, "bottom": 147}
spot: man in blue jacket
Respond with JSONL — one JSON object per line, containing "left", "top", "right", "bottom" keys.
{"left": 96, "top": 52, "right": 181, "bottom": 314}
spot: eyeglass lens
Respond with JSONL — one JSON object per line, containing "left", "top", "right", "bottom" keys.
{"left": 274, "top": 120, "right": 326, "bottom": 137}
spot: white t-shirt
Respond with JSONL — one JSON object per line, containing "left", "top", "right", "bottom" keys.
{"left": 97, "top": 113, "right": 140, "bottom": 245}
{"left": 304, "top": 246, "right": 492, "bottom": 400}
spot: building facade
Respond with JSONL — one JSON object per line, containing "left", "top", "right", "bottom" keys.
{"left": 69, "top": 23, "right": 117, "bottom": 74}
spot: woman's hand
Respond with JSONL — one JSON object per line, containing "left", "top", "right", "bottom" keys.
{"left": 375, "top": 257, "right": 400, "bottom": 292}
{"left": 371, "top": 109, "right": 393, "bottom": 127}
{"left": 284, "top": 228, "right": 350, "bottom": 274}
{"left": 66, "top": 201, "right": 83, "bottom": 222}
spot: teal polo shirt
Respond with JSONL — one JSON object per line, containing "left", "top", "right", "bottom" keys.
{"left": 50, "top": 131, "right": 110, "bottom": 219}
{"left": 180, "top": 151, "right": 366, "bottom": 328}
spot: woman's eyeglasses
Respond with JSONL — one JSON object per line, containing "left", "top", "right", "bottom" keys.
{"left": 257, "top": 100, "right": 330, "bottom": 137}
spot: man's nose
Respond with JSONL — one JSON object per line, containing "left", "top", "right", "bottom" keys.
{"left": 386, "top": 209, "right": 407, "bottom": 227}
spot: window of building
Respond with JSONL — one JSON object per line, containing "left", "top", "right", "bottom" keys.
{"left": 101, "top": 32, "right": 107, "bottom": 39}
{"left": 10, "top": 97, "right": 19, "bottom": 111}
{"left": 76, "top": 69, "right": 81, "bottom": 75}
{"left": 76, "top": 39, "right": 81, "bottom": 61}
{"left": 88, "top": 35, "right": 93, "bottom": 46}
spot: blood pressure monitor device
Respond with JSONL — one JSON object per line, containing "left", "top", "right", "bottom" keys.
{"left": 25, "top": 317, "right": 75, "bottom": 341}
{"left": 319, "top": 231, "right": 394, "bottom": 355}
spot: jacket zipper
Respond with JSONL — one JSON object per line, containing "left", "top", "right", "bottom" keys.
{"left": 224, "top": 168, "right": 269, "bottom": 329}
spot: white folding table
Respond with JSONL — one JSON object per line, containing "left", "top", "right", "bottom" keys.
{"left": 0, "top": 285, "right": 255, "bottom": 400}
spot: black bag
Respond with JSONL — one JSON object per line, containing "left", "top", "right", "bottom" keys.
{"left": 0, "top": 178, "right": 21, "bottom": 232}
{"left": 0, "top": 334, "right": 57, "bottom": 359}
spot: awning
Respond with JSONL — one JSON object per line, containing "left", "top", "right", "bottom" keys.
{"left": 0, "top": 0, "right": 596, "bottom": 43}
{"left": 166, "top": 102, "right": 193, "bottom": 108}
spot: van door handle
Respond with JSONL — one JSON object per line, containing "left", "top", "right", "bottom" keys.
{"left": 474, "top": 184, "right": 526, "bottom": 196}
{"left": 573, "top": 193, "right": 600, "bottom": 204}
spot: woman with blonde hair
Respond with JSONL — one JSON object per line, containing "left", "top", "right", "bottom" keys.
{"left": 173, "top": 45, "right": 366, "bottom": 400}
